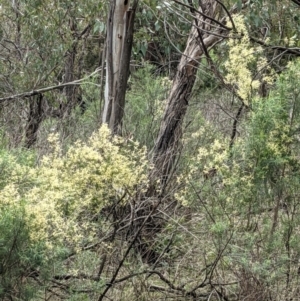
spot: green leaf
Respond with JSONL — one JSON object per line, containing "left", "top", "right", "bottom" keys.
{"left": 155, "top": 20, "right": 161, "bottom": 31}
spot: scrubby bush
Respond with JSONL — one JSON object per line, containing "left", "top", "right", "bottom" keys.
{"left": 0, "top": 125, "right": 150, "bottom": 299}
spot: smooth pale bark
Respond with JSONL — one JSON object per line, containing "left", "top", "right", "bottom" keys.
{"left": 103, "top": 0, "right": 128, "bottom": 124}
{"left": 110, "top": 8, "right": 136, "bottom": 133}
{"left": 102, "top": 0, "right": 137, "bottom": 134}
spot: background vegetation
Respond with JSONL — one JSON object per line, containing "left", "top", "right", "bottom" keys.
{"left": 1, "top": 0, "right": 300, "bottom": 300}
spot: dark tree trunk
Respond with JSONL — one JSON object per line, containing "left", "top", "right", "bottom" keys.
{"left": 25, "top": 93, "right": 44, "bottom": 148}
{"left": 152, "top": 0, "right": 221, "bottom": 184}
{"left": 63, "top": 46, "right": 77, "bottom": 114}
{"left": 62, "top": 19, "right": 91, "bottom": 117}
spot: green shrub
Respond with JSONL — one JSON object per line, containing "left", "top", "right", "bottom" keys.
{"left": 124, "top": 64, "right": 171, "bottom": 148}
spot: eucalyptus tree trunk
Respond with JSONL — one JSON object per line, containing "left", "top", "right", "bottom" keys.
{"left": 102, "top": 0, "right": 138, "bottom": 134}
{"left": 152, "top": 0, "right": 222, "bottom": 184}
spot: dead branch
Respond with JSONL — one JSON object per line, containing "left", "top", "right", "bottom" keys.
{"left": 0, "top": 68, "right": 101, "bottom": 102}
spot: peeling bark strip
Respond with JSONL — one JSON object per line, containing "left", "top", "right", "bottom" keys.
{"left": 102, "top": 0, "right": 139, "bottom": 134}
{"left": 152, "top": 0, "right": 221, "bottom": 182}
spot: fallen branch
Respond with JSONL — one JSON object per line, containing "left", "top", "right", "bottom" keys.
{"left": 0, "top": 68, "right": 101, "bottom": 102}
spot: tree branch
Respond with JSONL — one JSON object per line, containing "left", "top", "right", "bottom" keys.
{"left": 0, "top": 68, "right": 101, "bottom": 102}
{"left": 250, "top": 36, "right": 300, "bottom": 56}
{"left": 171, "top": 0, "right": 231, "bottom": 31}
{"left": 290, "top": 0, "right": 300, "bottom": 6}
{"left": 229, "top": 103, "right": 244, "bottom": 149}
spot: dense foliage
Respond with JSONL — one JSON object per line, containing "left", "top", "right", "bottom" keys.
{"left": 1, "top": 0, "right": 300, "bottom": 300}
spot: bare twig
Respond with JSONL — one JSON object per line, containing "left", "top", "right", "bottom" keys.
{"left": 97, "top": 192, "right": 162, "bottom": 301}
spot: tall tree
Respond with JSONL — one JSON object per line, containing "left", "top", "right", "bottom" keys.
{"left": 102, "top": 0, "right": 138, "bottom": 134}
{"left": 152, "top": 0, "right": 224, "bottom": 183}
